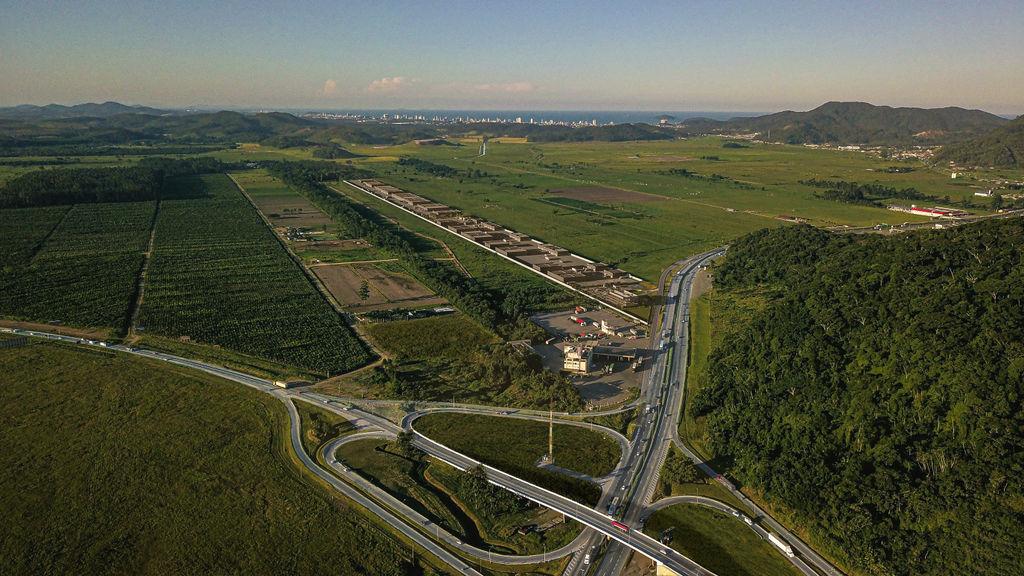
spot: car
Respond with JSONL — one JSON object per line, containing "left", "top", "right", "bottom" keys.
{"left": 662, "top": 548, "right": 672, "bottom": 555}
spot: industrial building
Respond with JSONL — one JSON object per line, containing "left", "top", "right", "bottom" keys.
{"left": 888, "top": 204, "right": 970, "bottom": 219}
{"left": 350, "top": 179, "right": 649, "bottom": 315}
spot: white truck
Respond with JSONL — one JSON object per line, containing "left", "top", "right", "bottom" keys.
{"left": 768, "top": 533, "right": 795, "bottom": 558}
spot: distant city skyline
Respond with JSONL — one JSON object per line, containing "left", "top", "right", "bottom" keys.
{"left": 2, "top": 0, "right": 1022, "bottom": 115}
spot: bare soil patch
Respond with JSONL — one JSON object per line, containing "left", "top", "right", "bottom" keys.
{"left": 251, "top": 195, "right": 333, "bottom": 228}
{"left": 548, "top": 186, "right": 658, "bottom": 204}
{"left": 313, "top": 264, "right": 444, "bottom": 312}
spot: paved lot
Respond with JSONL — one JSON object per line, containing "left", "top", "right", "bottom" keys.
{"left": 530, "top": 309, "right": 648, "bottom": 407}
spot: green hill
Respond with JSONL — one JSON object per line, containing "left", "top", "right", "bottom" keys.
{"left": 935, "top": 115, "right": 1024, "bottom": 168}
{"left": 0, "top": 101, "right": 171, "bottom": 119}
{"left": 693, "top": 221, "right": 1024, "bottom": 576}
{"left": 680, "top": 101, "right": 1008, "bottom": 145}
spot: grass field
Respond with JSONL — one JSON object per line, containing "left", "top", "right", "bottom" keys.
{"left": 0, "top": 340, "right": 420, "bottom": 576}
{"left": 365, "top": 314, "right": 497, "bottom": 360}
{"left": 336, "top": 137, "right": 1011, "bottom": 280}
{"left": 414, "top": 412, "right": 619, "bottom": 504}
{"left": 230, "top": 169, "right": 335, "bottom": 232}
{"left": 313, "top": 262, "right": 444, "bottom": 312}
{"left": 295, "top": 399, "right": 356, "bottom": 457}
{"left": 137, "top": 174, "right": 371, "bottom": 375}
{"left": 644, "top": 504, "right": 800, "bottom": 576}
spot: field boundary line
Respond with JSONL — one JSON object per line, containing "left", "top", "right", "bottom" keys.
{"left": 26, "top": 204, "right": 74, "bottom": 264}
{"left": 126, "top": 199, "right": 161, "bottom": 338}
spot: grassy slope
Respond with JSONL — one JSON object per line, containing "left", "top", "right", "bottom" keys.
{"left": 644, "top": 504, "right": 800, "bottom": 576}
{"left": 365, "top": 314, "right": 498, "bottom": 360}
{"left": 414, "top": 413, "right": 618, "bottom": 505}
{"left": 336, "top": 438, "right": 579, "bottom": 560}
{"left": 0, "top": 341, "right": 417, "bottom": 576}
{"left": 681, "top": 288, "right": 770, "bottom": 458}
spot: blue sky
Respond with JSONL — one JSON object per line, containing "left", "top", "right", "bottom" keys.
{"left": 1, "top": 0, "right": 1022, "bottom": 113}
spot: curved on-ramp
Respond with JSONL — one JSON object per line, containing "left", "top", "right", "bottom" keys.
{"left": 319, "top": 425, "right": 591, "bottom": 566}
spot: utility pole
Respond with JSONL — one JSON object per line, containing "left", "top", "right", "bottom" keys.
{"left": 548, "top": 399, "right": 555, "bottom": 465}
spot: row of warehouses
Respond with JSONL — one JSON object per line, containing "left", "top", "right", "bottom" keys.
{"left": 351, "top": 179, "right": 648, "bottom": 309}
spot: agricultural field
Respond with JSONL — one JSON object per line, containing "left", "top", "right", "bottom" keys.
{"left": 364, "top": 313, "right": 497, "bottom": 360}
{"left": 230, "top": 170, "right": 335, "bottom": 233}
{"left": 328, "top": 182, "right": 577, "bottom": 312}
{"left": 414, "top": 412, "right": 619, "bottom": 504}
{"left": 293, "top": 239, "right": 387, "bottom": 264}
{"left": 312, "top": 262, "right": 445, "bottom": 312}
{"left": 0, "top": 340, "right": 419, "bottom": 576}
{"left": 341, "top": 137, "right": 994, "bottom": 280}
{"left": 643, "top": 504, "right": 800, "bottom": 576}
{"left": 137, "top": 174, "right": 371, "bottom": 376}
{"left": 0, "top": 201, "right": 155, "bottom": 332}
{"left": 0, "top": 205, "right": 69, "bottom": 267}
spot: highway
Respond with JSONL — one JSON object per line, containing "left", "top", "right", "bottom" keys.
{"left": 589, "top": 249, "right": 724, "bottom": 575}
{"left": 6, "top": 244, "right": 843, "bottom": 576}
{"left": 321, "top": 427, "right": 592, "bottom": 566}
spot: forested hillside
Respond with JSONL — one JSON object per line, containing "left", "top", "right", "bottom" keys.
{"left": 680, "top": 101, "right": 1008, "bottom": 145}
{"left": 936, "top": 115, "right": 1024, "bottom": 168}
{"left": 693, "top": 222, "right": 1024, "bottom": 575}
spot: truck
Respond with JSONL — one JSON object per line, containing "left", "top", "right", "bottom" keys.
{"left": 607, "top": 497, "right": 620, "bottom": 516}
{"left": 767, "top": 533, "right": 795, "bottom": 558}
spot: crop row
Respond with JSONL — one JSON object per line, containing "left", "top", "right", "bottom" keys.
{"left": 0, "top": 202, "right": 156, "bottom": 328}
{"left": 0, "top": 205, "right": 69, "bottom": 267}
{"left": 138, "top": 174, "right": 370, "bottom": 375}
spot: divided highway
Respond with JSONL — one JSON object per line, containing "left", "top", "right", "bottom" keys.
{"left": 6, "top": 243, "right": 843, "bottom": 576}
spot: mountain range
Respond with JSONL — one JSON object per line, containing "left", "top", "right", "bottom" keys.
{"left": 1, "top": 101, "right": 1019, "bottom": 157}
{"left": 0, "top": 101, "right": 173, "bottom": 120}
{"left": 679, "top": 101, "right": 1009, "bottom": 145}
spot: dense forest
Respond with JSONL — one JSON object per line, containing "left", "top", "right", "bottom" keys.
{"left": 0, "top": 157, "right": 226, "bottom": 207}
{"left": 936, "top": 115, "right": 1024, "bottom": 168}
{"left": 692, "top": 222, "right": 1024, "bottom": 575}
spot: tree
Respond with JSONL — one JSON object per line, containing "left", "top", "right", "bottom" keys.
{"left": 358, "top": 280, "right": 370, "bottom": 301}
{"left": 393, "top": 431, "right": 416, "bottom": 457}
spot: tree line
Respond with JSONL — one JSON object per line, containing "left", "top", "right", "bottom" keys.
{"left": 801, "top": 178, "right": 931, "bottom": 206}
{"left": 0, "top": 157, "right": 227, "bottom": 208}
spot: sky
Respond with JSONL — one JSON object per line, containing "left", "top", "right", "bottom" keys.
{"left": 1, "top": 0, "right": 1022, "bottom": 114}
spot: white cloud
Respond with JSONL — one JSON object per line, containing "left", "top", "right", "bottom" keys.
{"left": 318, "top": 79, "right": 337, "bottom": 96}
{"left": 473, "top": 81, "right": 535, "bottom": 93}
{"left": 367, "top": 76, "right": 410, "bottom": 93}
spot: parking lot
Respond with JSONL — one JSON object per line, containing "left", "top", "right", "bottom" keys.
{"left": 530, "top": 308, "right": 650, "bottom": 408}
